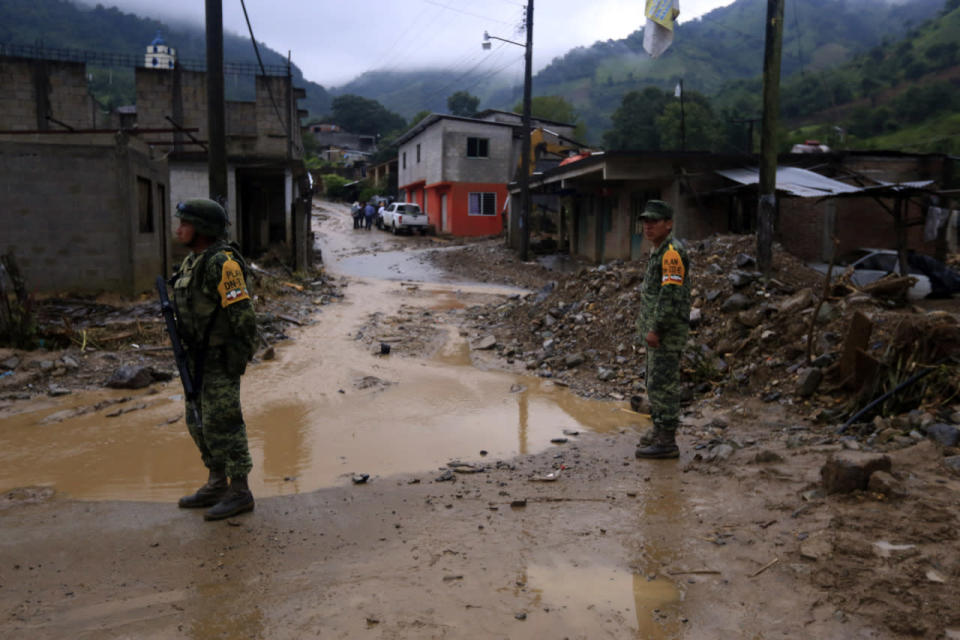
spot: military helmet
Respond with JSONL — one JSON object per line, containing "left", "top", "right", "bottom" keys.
{"left": 176, "top": 198, "right": 229, "bottom": 237}
{"left": 639, "top": 199, "right": 673, "bottom": 221}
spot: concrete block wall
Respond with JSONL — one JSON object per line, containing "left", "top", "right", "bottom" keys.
{"left": 136, "top": 68, "right": 209, "bottom": 145}
{"left": 0, "top": 60, "right": 40, "bottom": 130}
{"left": 46, "top": 61, "right": 95, "bottom": 130}
{"left": 0, "top": 135, "right": 168, "bottom": 295}
{"left": 255, "top": 75, "right": 294, "bottom": 158}
{"left": 442, "top": 122, "right": 514, "bottom": 184}
{"left": 0, "top": 58, "right": 93, "bottom": 131}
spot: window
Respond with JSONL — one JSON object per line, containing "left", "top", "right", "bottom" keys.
{"left": 467, "top": 137, "right": 489, "bottom": 158}
{"left": 402, "top": 152, "right": 407, "bottom": 169}
{"left": 416, "top": 144, "right": 421, "bottom": 163}
{"left": 137, "top": 177, "right": 153, "bottom": 233}
{"left": 468, "top": 192, "right": 496, "bottom": 216}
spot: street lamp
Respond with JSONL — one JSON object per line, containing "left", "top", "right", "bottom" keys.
{"left": 482, "top": 0, "right": 533, "bottom": 261}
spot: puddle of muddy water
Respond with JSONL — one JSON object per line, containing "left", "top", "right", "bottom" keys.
{"left": 0, "top": 363, "right": 648, "bottom": 503}
{"left": 525, "top": 556, "right": 681, "bottom": 638}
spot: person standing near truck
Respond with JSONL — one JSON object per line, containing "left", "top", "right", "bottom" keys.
{"left": 364, "top": 200, "right": 376, "bottom": 230}
{"left": 171, "top": 198, "right": 259, "bottom": 520}
{"left": 634, "top": 200, "right": 691, "bottom": 460}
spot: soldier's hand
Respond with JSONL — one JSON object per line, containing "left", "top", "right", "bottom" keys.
{"left": 645, "top": 331, "right": 660, "bottom": 349}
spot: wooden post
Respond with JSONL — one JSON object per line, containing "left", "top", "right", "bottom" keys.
{"left": 519, "top": 0, "right": 534, "bottom": 262}
{"left": 205, "top": 0, "right": 228, "bottom": 205}
{"left": 757, "top": 0, "right": 785, "bottom": 275}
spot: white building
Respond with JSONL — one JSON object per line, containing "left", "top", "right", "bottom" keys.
{"left": 144, "top": 31, "right": 176, "bottom": 70}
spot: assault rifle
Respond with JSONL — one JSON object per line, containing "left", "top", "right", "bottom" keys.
{"left": 156, "top": 275, "right": 197, "bottom": 401}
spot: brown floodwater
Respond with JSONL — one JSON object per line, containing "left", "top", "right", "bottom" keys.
{"left": 0, "top": 211, "right": 649, "bottom": 502}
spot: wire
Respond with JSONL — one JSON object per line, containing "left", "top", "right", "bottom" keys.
{"left": 238, "top": 0, "right": 300, "bottom": 153}
{"left": 421, "top": 0, "right": 512, "bottom": 24}
{"left": 389, "top": 42, "right": 518, "bottom": 114}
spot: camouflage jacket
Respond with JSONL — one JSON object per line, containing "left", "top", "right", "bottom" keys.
{"left": 637, "top": 233, "right": 691, "bottom": 344}
{"left": 173, "top": 242, "right": 257, "bottom": 366}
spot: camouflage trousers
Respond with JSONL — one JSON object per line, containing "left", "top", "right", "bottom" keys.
{"left": 645, "top": 342, "right": 684, "bottom": 434}
{"left": 185, "top": 355, "right": 253, "bottom": 478}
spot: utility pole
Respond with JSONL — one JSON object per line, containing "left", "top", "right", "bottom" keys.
{"left": 482, "top": 1, "right": 533, "bottom": 260}
{"left": 205, "top": 0, "right": 228, "bottom": 205}
{"left": 757, "top": 0, "right": 785, "bottom": 275}
{"left": 518, "top": 0, "right": 534, "bottom": 262}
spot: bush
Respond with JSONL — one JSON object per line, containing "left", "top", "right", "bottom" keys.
{"left": 321, "top": 174, "right": 350, "bottom": 200}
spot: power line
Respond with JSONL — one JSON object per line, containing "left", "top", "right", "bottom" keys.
{"left": 421, "top": 0, "right": 512, "bottom": 24}
{"left": 388, "top": 42, "right": 518, "bottom": 114}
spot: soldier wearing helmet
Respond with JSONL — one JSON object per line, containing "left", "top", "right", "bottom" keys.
{"left": 171, "top": 198, "right": 258, "bottom": 520}
{"left": 634, "top": 200, "right": 691, "bottom": 460}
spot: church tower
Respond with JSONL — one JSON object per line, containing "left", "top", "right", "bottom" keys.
{"left": 144, "top": 30, "right": 176, "bottom": 70}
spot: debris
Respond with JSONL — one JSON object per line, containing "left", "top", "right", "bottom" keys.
{"left": 872, "top": 540, "right": 916, "bottom": 558}
{"left": 351, "top": 473, "right": 370, "bottom": 484}
{"left": 471, "top": 335, "right": 497, "bottom": 350}
{"left": 105, "top": 365, "right": 170, "bottom": 390}
{"left": 530, "top": 470, "right": 561, "bottom": 482}
{"left": 749, "top": 557, "right": 779, "bottom": 578}
{"left": 820, "top": 453, "right": 892, "bottom": 494}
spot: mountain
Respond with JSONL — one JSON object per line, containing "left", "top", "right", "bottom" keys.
{"left": 334, "top": 0, "right": 946, "bottom": 143}
{"left": 0, "top": 0, "right": 331, "bottom": 118}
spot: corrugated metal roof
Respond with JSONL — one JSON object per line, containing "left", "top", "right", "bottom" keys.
{"left": 717, "top": 167, "right": 863, "bottom": 197}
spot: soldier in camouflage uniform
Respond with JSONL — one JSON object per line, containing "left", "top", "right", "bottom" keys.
{"left": 171, "top": 198, "right": 259, "bottom": 520}
{"left": 635, "top": 200, "right": 691, "bottom": 459}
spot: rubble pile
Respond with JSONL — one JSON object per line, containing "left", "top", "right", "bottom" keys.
{"left": 462, "top": 234, "right": 960, "bottom": 427}
{"left": 425, "top": 241, "right": 567, "bottom": 290}
{"left": 0, "top": 264, "right": 342, "bottom": 398}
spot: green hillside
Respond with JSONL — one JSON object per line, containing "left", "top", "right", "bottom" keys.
{"left": 767, "top": 0, "right": 960, "bottom": 153}
{"left": 0, "top": 0, "right": 331, "bottom": 119}
{"left": 333, "top": 0, "right": 945, "bottom": 143}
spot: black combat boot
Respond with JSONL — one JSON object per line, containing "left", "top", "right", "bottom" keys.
{"left": 178, "top": 469, "right": 228, "bottom": 508}
{"left": 638, "top": 427, "right": 656, "bottom": 447}
{"left": 635, "top": 430, "right": 680, "bottom": 459}
{"left": 204, "top": 475, "right": 255, "bottom": 521}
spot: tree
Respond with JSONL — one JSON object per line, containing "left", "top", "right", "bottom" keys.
{"left": 656, "top": 101, "right": 721, "bottom": 151}
{"left": 602, "top": 87, "right": 671, "bottom": 150}
{"left": 409, "top": 110, "right": 432, "bottom": 127}
{"left": 447, "top": 91, "right": 479, "bottom": 117}
{"left": 329, "top": 94, "right": 406, "bottom": 137}
{"left": 512, "top": 95, "right": 587, "bottom": 140}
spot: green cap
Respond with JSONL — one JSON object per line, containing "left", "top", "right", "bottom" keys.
{"left": 639, "top": 200, "right": 673, "bottom": 221}
{"left": 176, "top": 198, "right": 229, "bottom": 237}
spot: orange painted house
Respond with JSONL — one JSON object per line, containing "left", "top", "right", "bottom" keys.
{"left": 395, "top": 110, "right": 576, "bottom": 237}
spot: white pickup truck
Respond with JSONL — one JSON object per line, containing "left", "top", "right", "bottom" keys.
{"left": 379, "top": 202, "right": 429, "bottom": 235}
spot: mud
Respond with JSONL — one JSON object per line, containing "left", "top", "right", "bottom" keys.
{"left": 1, "top": 200, "right": 959, "bottom": 639}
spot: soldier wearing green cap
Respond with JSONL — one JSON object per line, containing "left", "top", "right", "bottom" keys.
{"left": 171, "top": 198, "right": 258, "bottom": 520}
{"left": 635, "top": 200, "right": 691, "bottom": 459}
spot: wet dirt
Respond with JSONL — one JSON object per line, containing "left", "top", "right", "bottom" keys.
{"left": 1, "top": 200, "right": 959, "bottom": 639}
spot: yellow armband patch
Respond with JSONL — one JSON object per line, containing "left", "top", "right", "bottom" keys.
{"left": 217, "top": 253, "right": 251, "bottom": 307}
{"left": 661, "top": 245, "right": 684, "bottom": 286}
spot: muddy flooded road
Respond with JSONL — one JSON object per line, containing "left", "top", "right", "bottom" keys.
{"left": 0, "top": 202, "right": 637, "bottom": 502}
{"left": 2, "top": 201, "right": 908, "bottom": 640}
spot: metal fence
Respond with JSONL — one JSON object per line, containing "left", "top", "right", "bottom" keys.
{"left": 0, "top": 42, "right": 290, "bottom": 76}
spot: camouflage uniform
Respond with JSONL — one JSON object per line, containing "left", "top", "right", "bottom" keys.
{"left": 638, "top": 232, "right": 691, "bottom": 439}
{"left": 173, "top": 241, "right": 257, "bottom": 478}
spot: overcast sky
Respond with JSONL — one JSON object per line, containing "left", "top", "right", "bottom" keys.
{"left": 94, "top": 0, "right": 736, "bottom": 87}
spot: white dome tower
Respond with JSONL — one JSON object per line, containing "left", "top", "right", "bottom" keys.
{"left": 145, "top": 30, "right": 176, "bottom": 70}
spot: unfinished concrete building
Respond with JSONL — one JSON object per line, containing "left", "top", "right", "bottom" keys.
{"left": 0, "top": 50, "right": 312, "bottom": 295}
